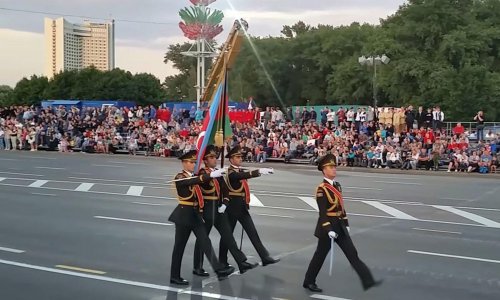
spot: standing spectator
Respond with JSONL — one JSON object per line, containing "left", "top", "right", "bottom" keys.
{"left": 416, "top": 106, "right": 425, "bottom": 129}
{"left": 301, "top": 107, "right": 310, "bottom": 125}
{"left": 326, "top": 109, "right": 335, "bottom": 129}
{"left": 432, "top": 106, "right": 444, "bottom": 131}
{"left": 195, "top": 107, "right": 204, "bottom": 123}
{"left": 286, "top": 107, "right": 293, "bottom": 123}
{"left": 452, "top": 123, "right": 465, "bottom": 138}
{"left": 294, "top": 107, "right": 301, "bottom": 125}
{"left": 320, "top": 107, "right": 328, "bottom": 127}
{"left": 0, "top": 126, "right": 4, "bottom": 150}
{"left": 309, "top": 107, "right": 317, "bottom": 124}
{"left": 424, "top": 108, "right": 433, "bottom": 129}
{"left": 405, "top": 106, "right": 415, "bottom": 132}
{"left": 474, "top": 111, "right": 485, "bottom": 141}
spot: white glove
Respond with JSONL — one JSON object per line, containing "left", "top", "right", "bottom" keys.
{"left": 210, "top": 168, "right": 226, "bottom": 178}
{"left": 259, "top": 168, "right": 274, "bottom": 175}
{"left": 328, "top": 231, "right": 338, "bottom": 239}
{"left": 218, "top": 204, "right": 227, "bottom": 214}
{"left": 346, "top": 226, "right": 351, "bottom": 233}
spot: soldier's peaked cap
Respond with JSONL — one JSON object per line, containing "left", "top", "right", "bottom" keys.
{"left": 317, "top": 154, "right": 337, "bottom": 171}
{"left": 178, "top": 150, "right": 197, "bottom": 162}
{"left": 204, "top": 145, "right": 219, "bottom": 159}
{"left": 225, "top": 146, "right": 243, "bottom": 158}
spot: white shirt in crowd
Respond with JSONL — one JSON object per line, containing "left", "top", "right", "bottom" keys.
{"left": 433, "top": 110, "right": 445, "bottom": 122}
{"left": 346, "top": 110, "right": 354, "bottom": 121}
{"left": 358, "top": 111, "right": 367, "bottom": 122}
{"left": 327, "top": 111, "right": 335, "bottom": 122}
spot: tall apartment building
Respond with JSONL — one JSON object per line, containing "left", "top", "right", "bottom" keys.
{"left": 44, "top": 17, "right": 115, "bottom": 78}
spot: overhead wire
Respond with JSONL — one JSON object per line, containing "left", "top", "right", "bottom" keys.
{"left": 0, "top": 7, "right": 177, "bottom": 25}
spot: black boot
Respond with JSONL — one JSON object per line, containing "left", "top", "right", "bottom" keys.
{"left": 262, "top": 256, "right": 280, "bottom": 266}
{"left": 238, "top": 261, "right": 258, "bottom": 274}
{"left": 363, "top": 279, "right": 383, "bottom": 291}
{"left": 192, "top": 268, "right": 209, "bottom": 277}
{"left": 303, "top": 283, "right": 322, "bottom": 292}
{"left": 216, "top": 265, "right": 235, "bottom": 280}
{"left": 170, "top": 277, "right": 189, "bottom": 285}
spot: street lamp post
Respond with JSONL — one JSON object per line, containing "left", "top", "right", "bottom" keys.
{"left": 358, "top": 54, "right": 390, "bottom": 108}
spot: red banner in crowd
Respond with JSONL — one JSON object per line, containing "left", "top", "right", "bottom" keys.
{"left": 228, "top": 110, "right": 255, "bottom": 123}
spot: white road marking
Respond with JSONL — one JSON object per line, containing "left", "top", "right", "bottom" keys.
{"left": 363, "top": 201, "right": 418, "bottom": 220}
{"left": 94, "top": 216, "right": 173, "bottom": 226}
{"left": 249, "top": 193, "right": 264, "bottom": 207}
{"left": 91, "top": 164, "right": 125, "bottom": 168}
{"left": 456, "top": 206, "right": 500, "bottom": 212}
{"left": 106, "top": 161, "right": 150, "bottom": 165}
{"left": 26, "top": 156, "right": 57, "bottom": 160}
{"left": 0, "top": 182, "right": 172, "bottom": 200}
{"left": 0, "top": 246, "right": 25, "bottom": 254}
{"left": 69, "top": 176, "right": 164, "bottom": 186}
{"left": 433, "top": 205, "right": 500, "bottom": 228}
{"left": 0, "top": 158, "right": 17, "bottom": 161}
{"left": 412, "top": 228, "right": 462, "bottom": 235}
{"left": 408, "top": 250, "right": 500, "bottom": 264}
{"left": 255, "top": 213, "right": 293, "bottom": 219}
{"left": 298, "top": 196, "right": 319, "bottom": 211}
{"left": 0, "top": 171, "right": 43, "bottom": 176}
{"left": 28, "top": 180, "right": 48, "bottom": 188}
{"left": 35, "top": 167, "right": 65, "bottom": 170}
{"left": 0, "top": 259, "right": 250, "bottom": 300}
{"left": 440, "top": 197, "right": 471, "bottom": 201}
{"left": 132, "top": 202, "right": 165, "bottom": 206}
{"left": 374, "top": 181, "right": 422, "bottom": 185}
{"left": 311, "top": 295, "right": 352, "bottom": 300}
{"left": 75, "top": 183, "right": 94, "bottom": 192}
{"left": 126, "top": 186, "right": 144, "bottom": 196}
{"left": 0, "top": 177, "right": 5, "bottom": 182}
{"left": 56, "top": 265, "right": 106, "bottom": 275}
{"left": 31, "top": 192, "right": 56, "bottom": 197}
{"left": 340, "top": 173, "right": 416, "bottom": 180}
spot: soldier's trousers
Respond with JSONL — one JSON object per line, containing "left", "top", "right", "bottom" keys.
{"left": 219, "top": 209, "right": 269, "bottom": 264}
{"left": 304, "top": 232, "right": 375, "bottom": 288}
{"left": 193, "top": 213, "right": 247, "bottom": 269}
{"left": 170, "top": 224, "right": 223, "bottom": 279}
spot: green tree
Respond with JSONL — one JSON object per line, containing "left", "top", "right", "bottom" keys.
{"left": 11, "top": 75, "right": 49, "bottom": 106}
{"left": 0, "top": 85, "right": 13, "bottom": 106}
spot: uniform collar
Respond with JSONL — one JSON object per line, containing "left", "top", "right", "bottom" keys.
{"left": 230, "top": 164, "right": 240, "bottom": 170}
{"left": 183, "top": 170, "right": 194, "bottom": 177}
{"left": 324, "top": 177, "right": 336, "bottom": 186}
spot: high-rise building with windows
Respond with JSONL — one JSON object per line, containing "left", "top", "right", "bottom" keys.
{"left": 44, "top": 17, "right": 115, "bottom": 78}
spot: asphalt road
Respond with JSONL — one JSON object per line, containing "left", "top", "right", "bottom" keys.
{"left": 0, "top": 151, "right": 499, "bottom": 300}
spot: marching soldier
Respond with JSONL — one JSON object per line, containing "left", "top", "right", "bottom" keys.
{"left": 193, "top": 145, "right": 258, "bottom": 276}
{"left": 303, "top": 154, "right": 382, "bottom": 292}
{"left": 168, "top": 150, "right": 234, "bottom": 286}
{"left": 219, "top": 146, "right": 280, "bottom": 267}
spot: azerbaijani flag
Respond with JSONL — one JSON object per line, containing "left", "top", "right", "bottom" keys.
{"left": 195, "top": 70, "right": 232, "bottom": 171}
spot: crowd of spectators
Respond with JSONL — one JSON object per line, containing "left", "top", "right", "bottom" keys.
{"left": 0, "top": 103, "right": 498, "bottom": 174}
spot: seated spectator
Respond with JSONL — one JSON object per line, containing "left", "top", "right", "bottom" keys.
{"left": 491, "top": 155, "right": 498, "bottom": 173}
{"left": 479, "top": 150, "right": 493, "bottom": 173}
{"left": 417, "top": 148, "right": 432, "bottom": 170}
{"left": 386, "top": 149, "right": 402, "bottom": 169}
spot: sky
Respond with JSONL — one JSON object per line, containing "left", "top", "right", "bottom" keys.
{"left": 0, "top": 0, "right": 406, "bottom": 87}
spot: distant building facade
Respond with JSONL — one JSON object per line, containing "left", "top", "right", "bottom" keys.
{"left": 44, "top": 17, "right": 115, "bottom": 78}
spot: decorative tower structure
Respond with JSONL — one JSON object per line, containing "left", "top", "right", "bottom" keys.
{"left": 179, "top": 0, "right": 224, "bottom": 108}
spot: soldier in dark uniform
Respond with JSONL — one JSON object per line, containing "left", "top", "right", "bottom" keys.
{"left": 219, "top": 146, "right": 280, "bottom": 267}
{"left": 303, "top": 154, "right": 382, "bottom": 292}
{"left": 168, "top": 150, "right": 234, "bottom": 286}
{"left": 193, "top": 145, "right": 258, "bottom": 276}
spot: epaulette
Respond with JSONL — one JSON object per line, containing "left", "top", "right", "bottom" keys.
{"left": 175, "top": 172, "right": 187, "bottom": 180}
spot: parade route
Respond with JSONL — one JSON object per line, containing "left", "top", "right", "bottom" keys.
{"left": 1, "top": 151, "right": 499, "bottom": 300}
